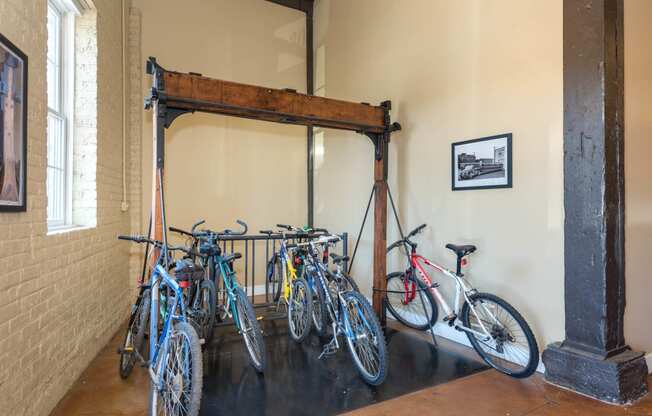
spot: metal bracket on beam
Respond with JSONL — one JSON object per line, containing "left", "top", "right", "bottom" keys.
{"left": 165, "top": 108, "right": 195, "bottom": 128}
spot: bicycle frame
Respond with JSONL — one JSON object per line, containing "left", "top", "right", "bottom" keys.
{"left": 408, "top": 252, "right": 494, "bottom": 341}
{"left": 278, "top": 241, "right": 298, "bottom": 303}
{"left": 213, "top": 256, "right": 242, "bottom": 328}
{"left": 148, "top": 263, "right": 188, "bottom": 387}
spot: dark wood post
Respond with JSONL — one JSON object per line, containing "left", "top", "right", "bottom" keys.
{"left": 373, "top": 134, "right": 388, "bottom": 326}
{"left": 542, "top": 0, "right": 648, "bottom": 404}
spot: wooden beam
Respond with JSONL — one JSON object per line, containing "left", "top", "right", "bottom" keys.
{"left": 162, "top": 70, "right": 387, "bottom": 133}
{"left": 373, "top": 137, "right": 388, "bottom": 326}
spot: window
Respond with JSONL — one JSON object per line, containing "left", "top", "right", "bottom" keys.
{"left": 46, "top": 1, "right": 74, "bottom": 229}
{"left": 46, "top": 0, "right": 97, "bottom": 231}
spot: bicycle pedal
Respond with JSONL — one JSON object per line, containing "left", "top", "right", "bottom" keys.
{"left": 256, "top": 316, "right": 263, "bottom": 321}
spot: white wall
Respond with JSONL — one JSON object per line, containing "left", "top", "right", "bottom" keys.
{"left": 624, "top": 0, "right": 652, "bottom": 353}
{"left": 134, "top": 0, "right": 309, "bottom": 241}
{"left": 314, "top": 0, "right": 565, "bottom": 349}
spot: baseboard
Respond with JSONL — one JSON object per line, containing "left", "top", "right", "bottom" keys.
{"left": 387, "top": 313, "right": 546, "bottom": 374}
{"left": 645, "top": 352, "right": 652, "bottom": 374}
{"left": 243, "top": 284, "right": 268, "bottom": 296}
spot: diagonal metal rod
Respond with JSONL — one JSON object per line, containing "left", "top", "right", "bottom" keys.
{"left": 387, "top": 184, "right": 406, "bottom": 241}
{"left": 348, "top": 185, "right": 375, "bottom": 274}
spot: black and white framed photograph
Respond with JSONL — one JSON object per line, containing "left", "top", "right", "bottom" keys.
{"left": 0, "top": 33, "right": 27, "bottom": 211}
{"left": 451, "top": 133, "right": 512, "bottom": 191}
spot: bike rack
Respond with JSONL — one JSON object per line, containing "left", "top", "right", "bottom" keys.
{"left": 144, "top": 58, "right": 401, "bottom": 326}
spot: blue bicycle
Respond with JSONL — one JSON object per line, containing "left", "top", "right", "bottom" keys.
{"left": 170, "top": 220, "right": 266, "bottom": 373}
{"left": 118, "top": 235, "right": 202, "bottom": 416}
{"left": 291, "top": 235, "right": 388, "bottom": 386}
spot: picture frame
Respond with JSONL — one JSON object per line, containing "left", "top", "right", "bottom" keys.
{"left": 0, "top": 33, "right": 28, "bottom": 212}
{"left": 451, "top": 133, "right": 512, "bottom": 191}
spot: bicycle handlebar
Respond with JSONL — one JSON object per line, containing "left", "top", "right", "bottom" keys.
{"left": 169, "top": 226, "right": 192, "bottom": 236}
{"left": 190, "top": 219, "right": 205, "bottom": 234}
{"left": 408, "top": 223, "right": 427, "bottom": 238}
{"left": 386, "top": 223, "right": 427, "bottom": 253}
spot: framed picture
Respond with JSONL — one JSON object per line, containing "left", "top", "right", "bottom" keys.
{"left": 451, "top": 133, "right": 512, "bottom": 191}
{"left": 0, "top": 33, "right": 27, "bottom": 211}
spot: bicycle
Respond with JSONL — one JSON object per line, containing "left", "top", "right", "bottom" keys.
{"left": 171, "top": 220, "right": 266, "bottom": 373}
{"left": 263, "top": 225, "right": 314, "bottom": 342}
{"left": 297, "top": 234, "right": 388, "bottom": 385}
{"left": 117, "top": 235, "right": 202, "bottom": 416}
{"left": 167, "top": 223, "right": 216, "bottom": 343}
{"left": 385, "top": 224, "right": 539, "bottom": 378}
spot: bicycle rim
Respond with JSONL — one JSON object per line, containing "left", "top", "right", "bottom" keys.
{"left": 463, "top": 295, "right": 536, "bottom": 376}
{"left": 236, "top": 291, "right": 264, "bottom": 369}
{"left": 154, "top": 323, "right": 201, "bottom": 416}
{"left": 288, "top": 279, "right": 311, "bottom": 341}
{"left": 343, "top": 293, "right": 384, "bottom": 383}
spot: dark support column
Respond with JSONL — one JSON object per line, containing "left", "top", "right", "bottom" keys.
{"left": 542, "top": 0, "right": 648, "bottom": 404}
{"left": 372, "top": 134, "right": 388, "bottom": 327}
{"left": 306, "top": 4, "right": 314, "bottom": 227}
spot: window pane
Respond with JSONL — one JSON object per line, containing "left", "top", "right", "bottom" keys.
{"left": 47, "top": 112, "right": 66, "bottom": 226}
{"left": 47, "top": 4, "right": 60, "bottom": 112}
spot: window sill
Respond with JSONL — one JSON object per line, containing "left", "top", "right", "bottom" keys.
{"left": 47, "top": 224, "right": 94, "bottom": 236}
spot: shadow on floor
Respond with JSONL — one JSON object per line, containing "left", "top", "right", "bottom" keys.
{"left": 201, "top": 319, "right": 488, "bottom": 416}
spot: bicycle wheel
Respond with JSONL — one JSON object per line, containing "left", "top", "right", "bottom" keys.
{"left": 149, "top": 321, "right": 202, "bottom": 416}
{"left": 195, "top": 280, "right": 216, "bottom": 342}
{"left": 341, "top": 291, "right": 387, "bottom": 386}
{"left": 268, "top": 255, "right": 284, "bottom": 303}
{"left": 287, "top": 277, "right": 312, "bottom": 342}
{"left": 385, "top": 271, "right": 438, "bottom": 330}
{"left": 119, "top": 289, "right": 150, "bottom": 379}
{"left": 461, "top": 292, "right": 539, "bottom": 378}
{"left": 309, "top": 272, "right": 328, "bottom": 336}
{"left": 234, "top": 286, "right": 266, "bottom": 373}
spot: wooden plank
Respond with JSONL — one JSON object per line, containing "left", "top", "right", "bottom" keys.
{"left": 373, "top": 150, "right": 388, "bottom": 326}
{"left": 163, "top": 71, "right": 386, "bottom": 133}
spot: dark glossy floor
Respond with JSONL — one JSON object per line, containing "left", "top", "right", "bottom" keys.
{"left": 200, "top": 318, "right": 487, "bottom": 416}
{"left": 50, "top": 316, "right": 487, "bottom": 416}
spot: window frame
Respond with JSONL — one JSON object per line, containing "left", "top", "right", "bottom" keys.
{"left": 46, "top": 0, "right": 76, "bottom": 230}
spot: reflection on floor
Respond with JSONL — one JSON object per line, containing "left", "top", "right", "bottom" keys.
{"left": 201, "top": 319, "right": 488, "bottom": 415}
{"left": 49, "top": 317, "right": 487, "bottom": 416}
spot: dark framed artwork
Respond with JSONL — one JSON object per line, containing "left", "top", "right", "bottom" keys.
{"left": 0, "top": 33, "right": 27, "bottom": 211}
{"left": 451, "top": 133, "right": 512, "bottom": 191}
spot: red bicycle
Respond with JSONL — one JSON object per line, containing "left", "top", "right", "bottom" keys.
{"left": 385, "top": 224, "right": 539, "bottom": 378}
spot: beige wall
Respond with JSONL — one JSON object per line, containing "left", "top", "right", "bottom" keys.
{"left": 314, "top": 0, "right": 565, "bottom": 349}
{"left": 0, "top": 1, "right": 132, "bottom": 415}
{"left": 133, "top": 0, "right": 308, "bottom": 255}
{"left": 624, "top": 0, "right": 652, "bottom": 353}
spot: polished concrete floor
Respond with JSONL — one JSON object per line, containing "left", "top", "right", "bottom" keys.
{"left": 348, "top": 371, "right": 652, "bottom": 416}
{"left": 50, "top": 317, "right": 486, "bottom": 416}
{"left": 50, "top": 317, "right": 652, "bottom": 416}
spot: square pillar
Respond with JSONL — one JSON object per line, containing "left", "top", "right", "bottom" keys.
{"left": 542, "top": 0, "right": 648, "bottom": 404}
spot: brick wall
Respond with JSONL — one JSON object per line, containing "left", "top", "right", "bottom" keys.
{"left": 0, "top": 1, "right": 136, "bottom": 415}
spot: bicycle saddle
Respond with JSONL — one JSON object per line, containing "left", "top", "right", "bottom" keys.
{"left": 329, "top": 253, "right": 350, "bottom": 264}
{"left": 223, "top": 252, "right": 242, "bottom": 263}
{"left": 445, "top": 243, "right": 477, "bottom": 258}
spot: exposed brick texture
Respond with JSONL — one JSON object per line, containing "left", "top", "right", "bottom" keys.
{"left": 0, "top": 1, "right": 136, "bottom": 415}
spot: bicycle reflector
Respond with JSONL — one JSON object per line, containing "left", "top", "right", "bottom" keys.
{"left": 461, "top": 258, "right": 468, "bottom": 267}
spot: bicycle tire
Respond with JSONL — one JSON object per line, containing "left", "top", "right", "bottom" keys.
{"left": 461, "top": 292, "right": 539, "bottom": 378}
{"left": 342, "top": 291, "right": 388, "bottom": 386}
{"left": 119, "top": 289, "right": 150, "bottom": 379}
{"left": 149, "top": 321, "right": 202, "bottom": 416}
{"left": 385, "top": 271, "right": 438, "bottom": 330}
{"left": 234, "top": 286, "right": 267, "bottom": 373}
{"left": 197, "top": 280, "right": 216, "bottom": 342}
{"left": 288, "top": 277, "right": 312, "bottom": 343}
{"left": 309, "top": 272, "right": 328, "bottom": 336}
{"left": 269, "top": 255, "right": 284, "bottom": 303}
